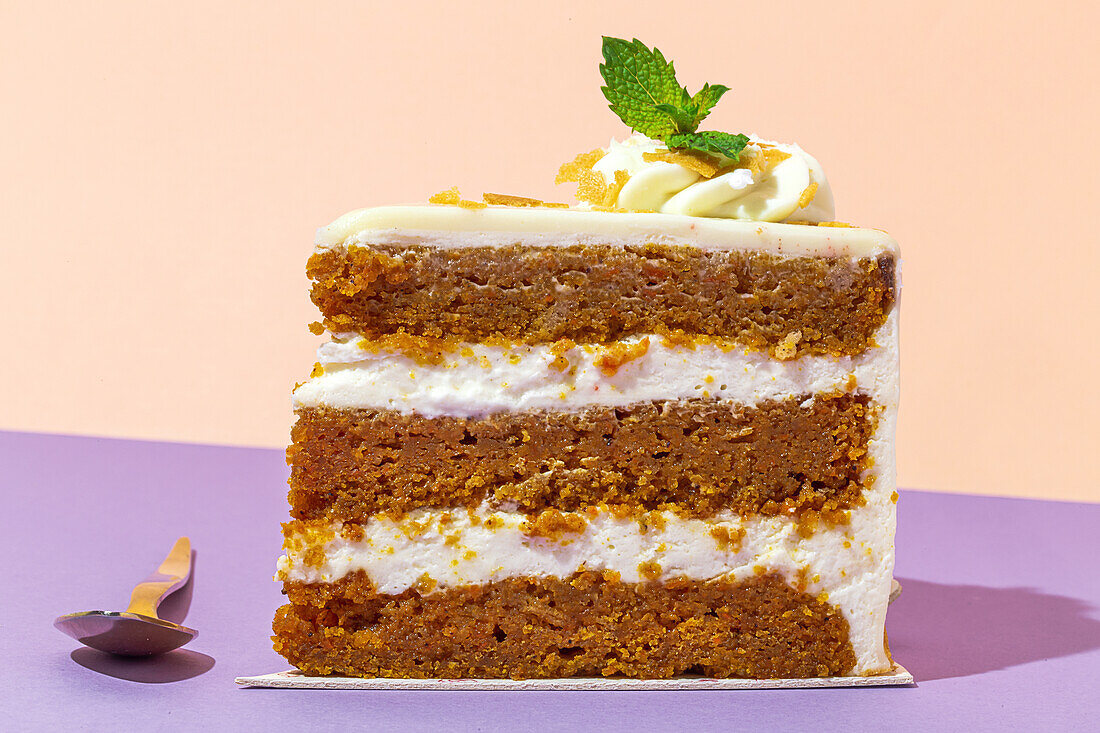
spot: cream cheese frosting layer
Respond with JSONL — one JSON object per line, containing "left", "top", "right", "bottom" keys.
{"left": 279, "top": 494, "right": 895, "bottom": 675}
{"left": 593, "top": 133, "right": 835, "bottom": 223}
{"left": 293, "top": 313, "right": 898, "bottom": 419}
{"left": 316, "top": 206, "right": 897, "bottom": 259}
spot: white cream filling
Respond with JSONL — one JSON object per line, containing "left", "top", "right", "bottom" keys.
{"left": 316, "top": 206, "right": 897, "bottom": 259}
{"left": 293, "top": 312, "right": 897, "bottom": 419}
{"left": 280, "top": 486, "right": 895, "bottom": 675}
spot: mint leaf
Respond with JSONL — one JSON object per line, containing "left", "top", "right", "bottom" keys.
{"left": 690, "top": 83, "right": 729, "bottom": 126}
{"left": 599, "top": 38, "right": 749, "bottom": 161}
{"left": 667, "top": 131, "right": 751, "bottom": 161}
{"left": 654, "top": 102, "right": 699, "bottom": 134}
{"left": 600, "top": 37, "right": 688, "bottom": 138}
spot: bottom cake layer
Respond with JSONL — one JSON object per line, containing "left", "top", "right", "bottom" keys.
{"left": 273, "top": 570, "right": 863, "bottom": 679}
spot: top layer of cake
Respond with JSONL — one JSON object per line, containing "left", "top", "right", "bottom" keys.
{"left": 308, "top": 207, "right": 897, "bottom": 359}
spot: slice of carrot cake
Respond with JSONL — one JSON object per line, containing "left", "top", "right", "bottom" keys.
{"left": 272, "top": 37, "right": 900, "bottom": 680}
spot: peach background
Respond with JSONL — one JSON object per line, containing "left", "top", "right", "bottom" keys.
{"left": 2, "top": 1, "right": 1098, "bottom": 502}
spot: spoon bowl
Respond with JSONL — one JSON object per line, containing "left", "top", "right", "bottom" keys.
{"left": 55, "top": 611, "right": 197, "bottom": 656}
{"left": 55, "top": 537, "right": 197, "bottom": 657}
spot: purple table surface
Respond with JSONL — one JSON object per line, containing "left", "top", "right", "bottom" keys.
{"left": 2, "top": 430, "right": 1098, "bottom": 732}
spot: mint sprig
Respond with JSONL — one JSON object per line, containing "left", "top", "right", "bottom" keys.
{"left": 599, "top": 37, "right": 749, "bottom": 161}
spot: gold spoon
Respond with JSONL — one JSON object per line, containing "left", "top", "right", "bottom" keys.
{"left": 55, "top": 537, "right": 197, "bottom": 656}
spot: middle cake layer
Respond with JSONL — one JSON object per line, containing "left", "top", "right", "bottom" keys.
{"left": 289, "top": 394, "right": 873, "bottom": 522}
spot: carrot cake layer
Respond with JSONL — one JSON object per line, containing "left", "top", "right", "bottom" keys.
{"left": 308, "top": 241, "right": 894, "bottom": 357}
{"left": 273, "top": 571, "right": 858, "bottom": 679}
{"left": 288, "top": 392, "right": 874, "bottom": 522}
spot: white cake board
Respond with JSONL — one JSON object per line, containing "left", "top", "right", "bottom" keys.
{"left": 235, "top": 664, "right": 912, "bottom": 690}
{"left": 238, "top": 581, "right": 908, "bottom": 690}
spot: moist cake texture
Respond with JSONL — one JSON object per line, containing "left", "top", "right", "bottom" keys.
{"left": 288, "top": 393, "right": 875, "bottom": 522}
{"left": 307, "top": 243, "right": 894, "bottom": 357}
{"left": 274, "top": 571, "right": 856, "bottom": 679}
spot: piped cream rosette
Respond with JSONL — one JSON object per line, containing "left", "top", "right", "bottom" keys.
{"left": 591, "top": 133, "right": 834, "bottom": 223}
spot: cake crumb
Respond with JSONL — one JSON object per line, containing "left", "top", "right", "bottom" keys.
{"left": 637, "top": 560, "right": 662, "bottom": 580}
{"left": 774, "top": 330, "right": 803, "bottom": 360}
{"left": 522, "top": 508, "right": 588, "bottom": 540}
{"left": 413, "top": 573, "right": 437, "bottom": 594}
{"left": 548, "top": 338, "right": 575, "bottom": 372}
{"left": 710, "top": 525, "right": 747, "bottom": 553}
{"left": 594, "top": 337, "right": 650, "bottom": 376}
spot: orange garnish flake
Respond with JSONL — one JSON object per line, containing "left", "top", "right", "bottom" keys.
{"left": 798, "top": 181, "right": 818, "bottom": 209}
{"left": 429, "top": 186, "right": 461, "bottom": 205}
{"left": 482, "top": 192, "right": 572, "bottom": 209}
{"left": 606, "top": 170, "right": 630, "bottom": 205}
{"left": 555, "top": 149, "right": 605, "bottom": 184}
{"left": 761, "top": 146, "right": 791, "bottom": 171}
{"left": 575, "top": 169, "right": 609, "bottom": 205}
{"left": 483, "top": 192, "right": 544, "bottom": 207}
{"left": 429, "top": 186, "right": 485, "bottom": 209}
{"left": 817, "top": 221, "right": 855, "bottom": 228}
{"left": 727, "top": 145, "right": 792, "bottom": 179}
{"left": 643, "top": 149, "right": 722, "bottom": 178}
{"left": 556, "top": 148, "right": 629, "bottom": 206}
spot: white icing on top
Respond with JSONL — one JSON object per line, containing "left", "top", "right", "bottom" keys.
{"left": 592, "top": 133, "right": 834, "bottom": 223}
{"left": 293, "top": 313, "right": 897, "bottom": 419}
{"left": 315, "top": 206, "right": 896, "bottom": 259}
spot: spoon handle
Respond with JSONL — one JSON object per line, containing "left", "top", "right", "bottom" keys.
{"left": 125, "top": 537, "right": 192, "bottom": 619}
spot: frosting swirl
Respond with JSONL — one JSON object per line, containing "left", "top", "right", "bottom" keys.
{"left": 591, "top": 133, "right": 834, "bottom": 223}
